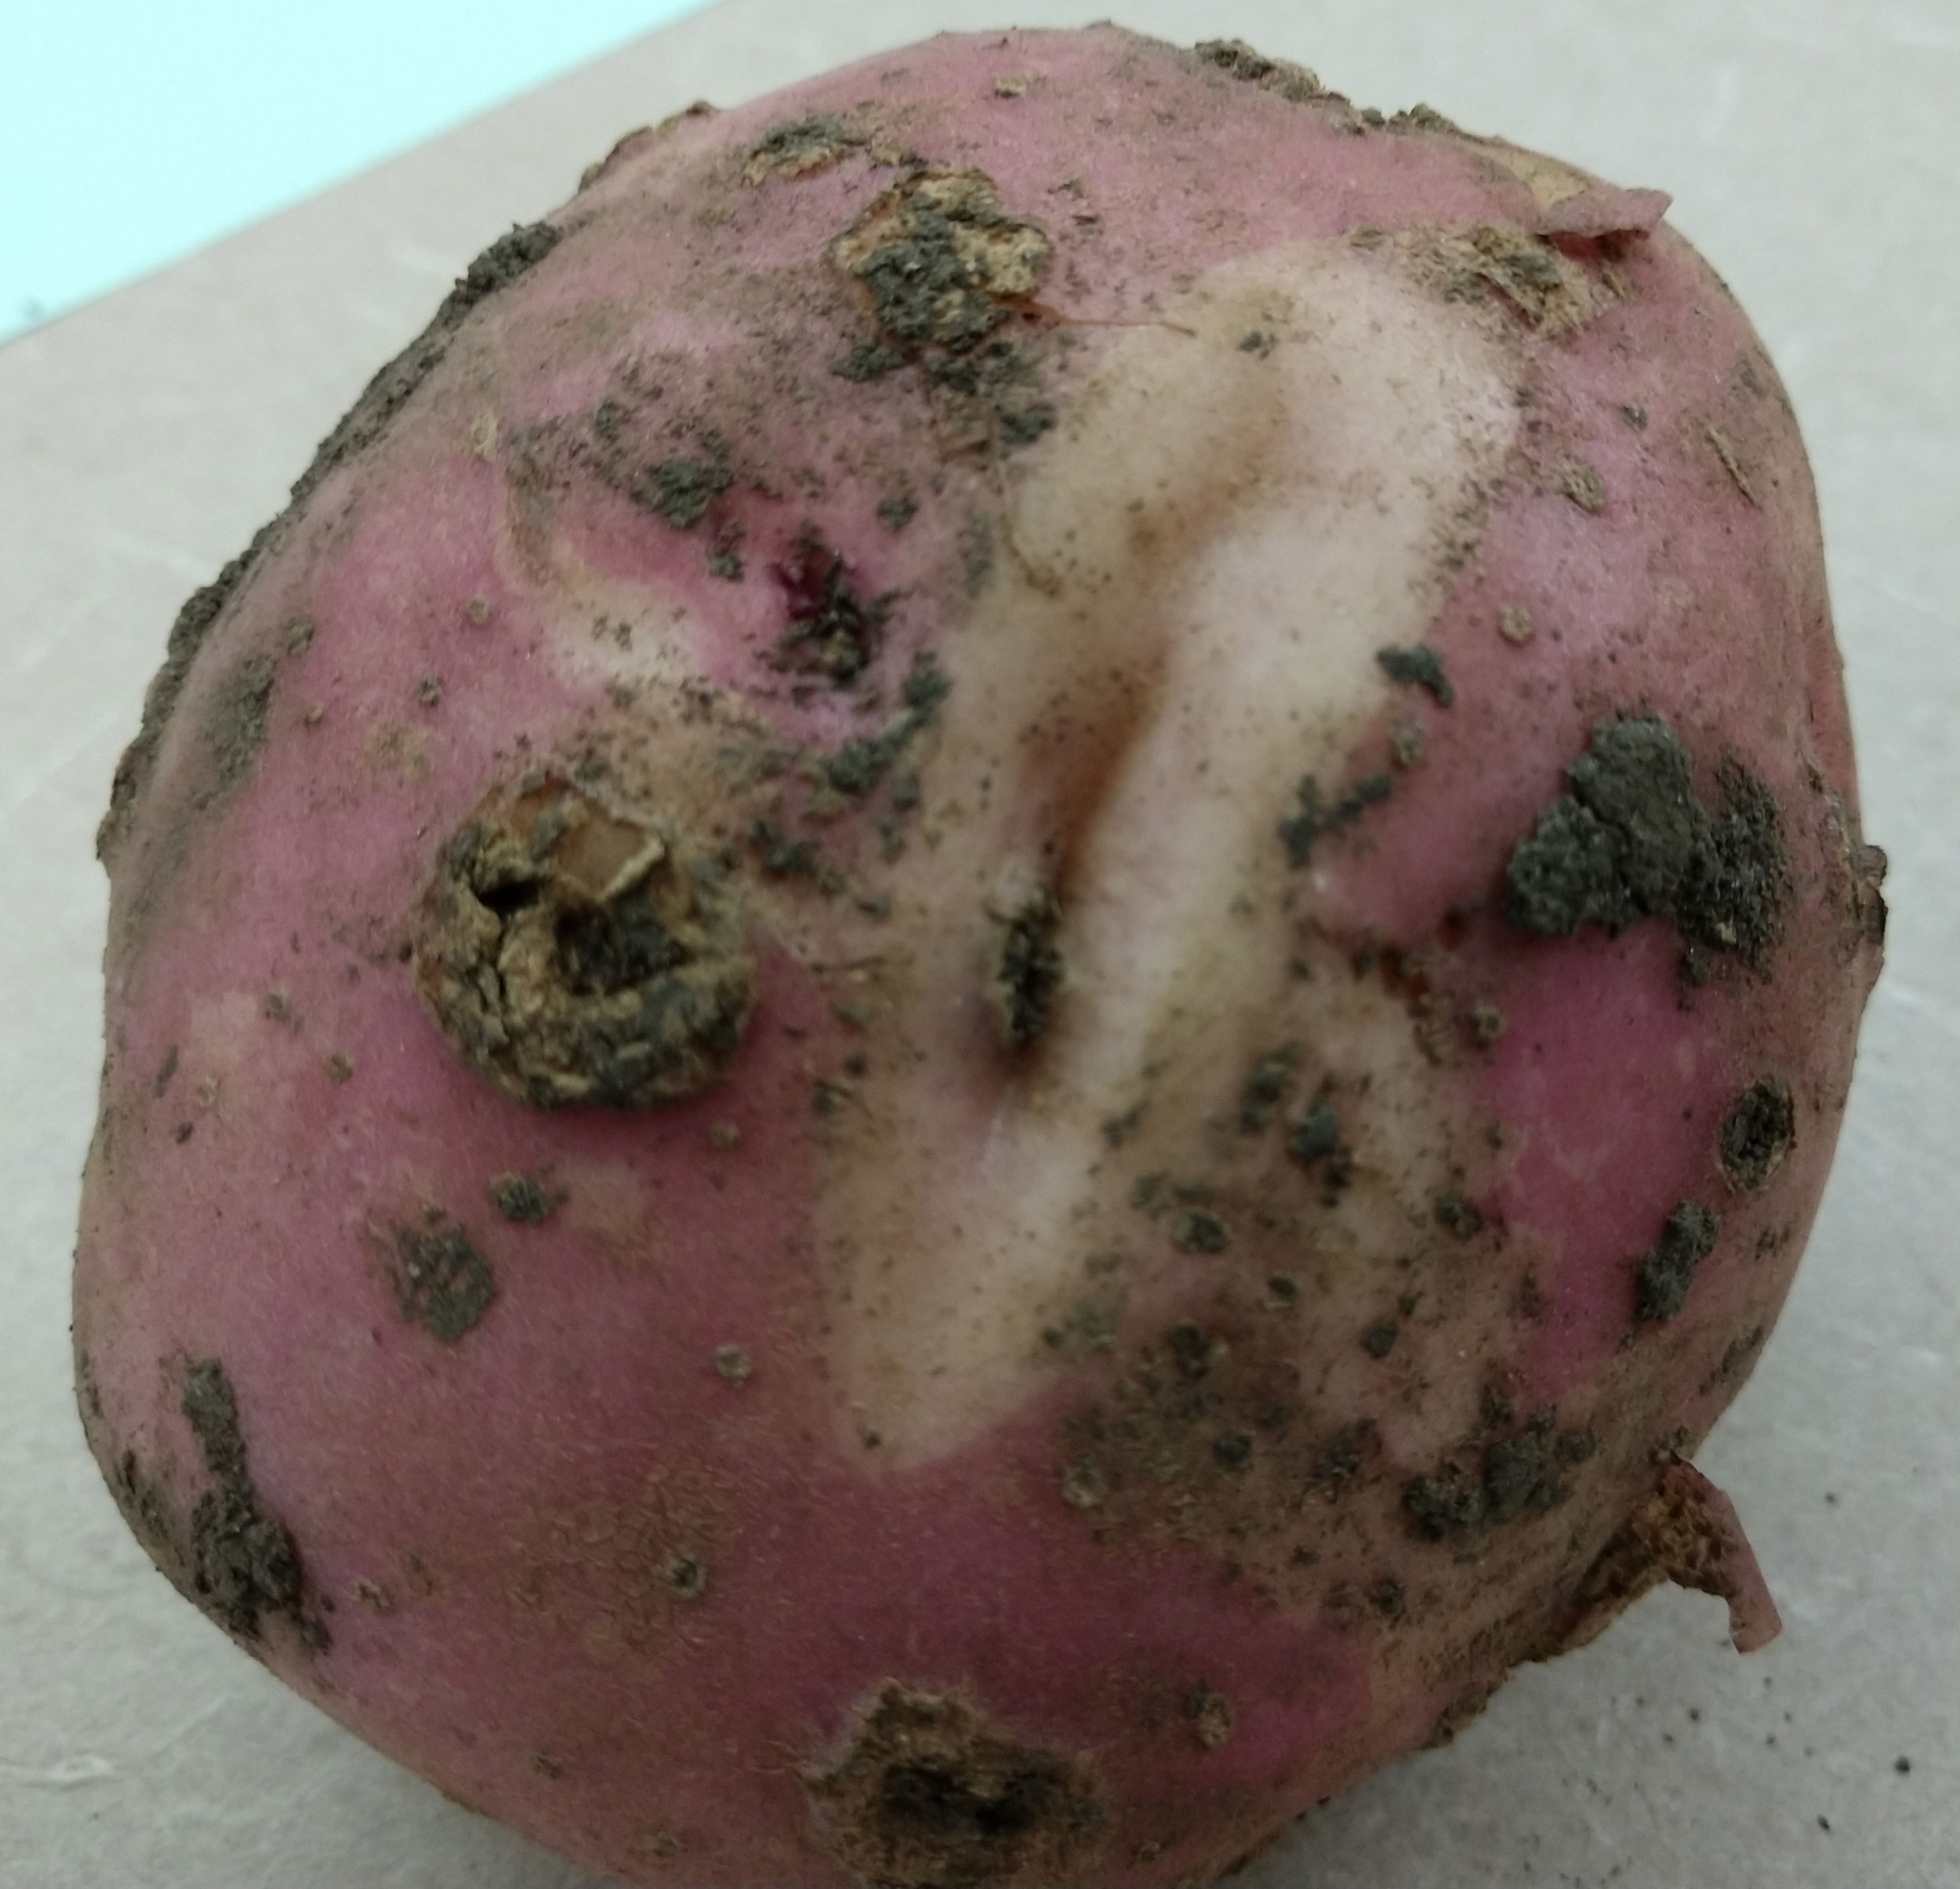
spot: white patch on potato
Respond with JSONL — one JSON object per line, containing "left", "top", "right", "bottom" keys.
{"left": 824, "top": 240, "right": 1522, "bottom": 1465}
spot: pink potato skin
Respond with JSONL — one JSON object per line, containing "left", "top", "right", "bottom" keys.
{"left": 74, "top": 27, "right": 1884, "bottom": 1889}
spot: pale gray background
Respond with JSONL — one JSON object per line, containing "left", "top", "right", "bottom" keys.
{"left": 3, "top": 2, "right": 1954, "bottom": 1884}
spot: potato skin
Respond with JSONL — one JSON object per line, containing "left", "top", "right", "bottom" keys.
{"left": 74, "top": 26, "right": 1882, "bottom": 1887}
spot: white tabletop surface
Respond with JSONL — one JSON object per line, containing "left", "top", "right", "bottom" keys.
{"left": 4, "top": 2, "right": 1955, "bottom": 1884}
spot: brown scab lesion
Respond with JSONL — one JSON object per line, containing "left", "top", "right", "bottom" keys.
{"left": 989, "top": 888, "right": 1065, "bottom": 1049}
{"left": 1236, "top": 1046, "right": 1298, "bottom": 1133}
{"left": 1403, "top": 1409, "right": 1597, "bottom": 1542}
{"left": 635, "top": 450, "right": 734, "bottom": 530}
{"left": 802, "top": 1683, "right": 1108, "bottom": 1889}
{"left": 1277, "top": 768, "right": 1393, "bottom": 865}
{"left": 1504, "top": 714, "right": 1791, "bottom": 981}
{"left": 1399, "top": 223, "right": 1606, "bottom": 335}
{"left": 828, "top": 167, "right": 1058, "bottom": 451}
{"left": 177, "top": 1358, "right": 328, "bottom": 1648}
{"left": 742, "top": 112, "right": 873, "bottom": 186}
{"left": 1375, "top": 643, "right": 1454, "bottom": 705}
{"left": 1192, "top": 39, "right": 1324, "bottom": 104}
{"left": 390, "top": 1218, "right": 496, "bottom": 1343}
{"left": 1633, "top": 1202, "right": 1721, "bottom": 1325}
{"left": 412, "top": 774, "right": 755, "bottom": 1109}
{"left": 1719, "top": 1079, "right": 1795, "bottom": 1192}
{"left": 1183, "top": 1686, "right": 1236, "bottom": 1749}
{"left": 765, "top": 527, "right": 895, "bottom": 685}
{"left": 490, "top": 1172, "right": 557, "bottom": 1224}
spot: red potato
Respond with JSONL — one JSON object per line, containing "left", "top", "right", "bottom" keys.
{"left": 74, "top": 26, "right": 1885, "bottom": 1887}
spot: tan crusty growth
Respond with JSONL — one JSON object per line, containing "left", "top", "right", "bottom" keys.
{"left": 413, "top": 776, "right": 754, "bottom": 1108}
{"left": 803, "top": 1683, "right": 1107, "bottom": 1887}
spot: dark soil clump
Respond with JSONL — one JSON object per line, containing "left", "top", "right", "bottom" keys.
{"left": 1506, "top": 716, "right": 1790, "bottom": 976}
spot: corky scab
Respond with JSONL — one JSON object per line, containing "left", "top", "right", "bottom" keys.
{"left": 1403, "top": 1412, "right": 1595, "bottom": 1542}
{"left": 767, "top": 530, "right": 894, "bottom": 684}
{"left": 1505, "top": 716, "right": 1790, "bottom": 976}
{"left": 991, "top": 890, "right": 1065, "bottom": 1049}
{"left": 412, "top": 777, "right": 754, "bottom": 1109}
{"left": 391, "top": 1220, "right": 496, "bottom": 1342}
{"left": 491, "top": 1173, "right": 555, "bottom": 1223}
{"left": 180, "top": 1360, "right": 324, "bottom": 1646}
{"left": 1279, "top": 770, "right": 1392, "bottom": 866}
{"left": 828, "top": 168, "right": 1056, "bottom": 450}
{"left": 635, "top": 453, "right": 733, "bottom": 529}
{"left": 1635, "top": 1202, "right": 1721, "bottom": 1325}
{"left": 803, "top": 1684, "right": 1107, "bottom": 1889}
{"left": 1376, "top": 644, "right": 1454, "bottom": 705}
{"left": 1237, "top": 1047, "right": 1298, "bottom": 1133}
{"left": 206, "top": 654, "right": 278, "bottom": 792}
{"left": 821, "top": 654, "right": 951, "bottom": 797}
{"left": 1192, "top": 38, "right": 1325, "bottom": 103}
{"left": 743, "top": 113, "right": 870, "bottom": 186}
{"left": 1719, "top": 1080, "right": 1795, "bottom": 1192}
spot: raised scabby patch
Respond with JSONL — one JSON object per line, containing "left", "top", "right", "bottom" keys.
{"left": 180, "top": 1359, "right": 327, "bottom": 1648}
{"left": 413, "top": 775, "right": 754, "bottom": 1108}
{"left": 803, "top": 1682, "right": 1107, "bottom": 1887}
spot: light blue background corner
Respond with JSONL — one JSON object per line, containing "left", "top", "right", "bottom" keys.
{"left": 1, "top": 1, "right": 710, "bottom": 345}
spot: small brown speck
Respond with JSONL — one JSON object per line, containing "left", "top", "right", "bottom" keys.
{"left": 1620, "top": 402, "right": 1648, "bottom": 430}
{"left": 1390, "top": 720, "right": 1425, "bottom": 768}
{"left": 490, "top": 1173, "right": 554, "bottom": 1224}
{"left": 1470, "top": 1002, "right": 1504, "bottom": 1046}
{"left": 264, "top": 988, "right": 291, "bottom": 1023}
{"left": 707, "top": 1120, "right": 741, "bottom": 1150}
{"left": 196, "top": 1076, "right": 220, "bottom": 1108}
{"left": 1185, "top": 1688, "right": 1235, "bottom": 1749}
{"left": 1060, "top": 1459, "right": 1108, "bottom": 1510}
{"left": 302, "top": 702, "right": 325, "bottom": 727}
{"left": 1559, "top": 461, "right": 1606, "bottom": 513}
{"left": 1707, "top": 424, "right": 1759, "bottom": 504}
{"left": 714, "top": 1343, "right": 753, "bottom": 1383}
{"left": 1171, "top": 1208, "right": 1229, "bottom": 1254}
{"left": 416, "top": 675, "right": 444, "bottom": 708}
{"left": 1499, "top": 604, "right": 1534, "bottom": 644}
{"left": 284, "top": 617, "right": 315, "bottom": 655}
{"left": 993, "top": 75, "right": 1029, "bottom": 97}
{"left": 465, "top": 596, "right": 492, "bottom": 627}
{"left": 172, "top": 1120, "right": 194, "bottom": 1144}
{"left": 354, "top": 1579, "right": 392, "bottom": 1612}
{"left": 325, "top": 1052, "right": 354, "bottom": 1083}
